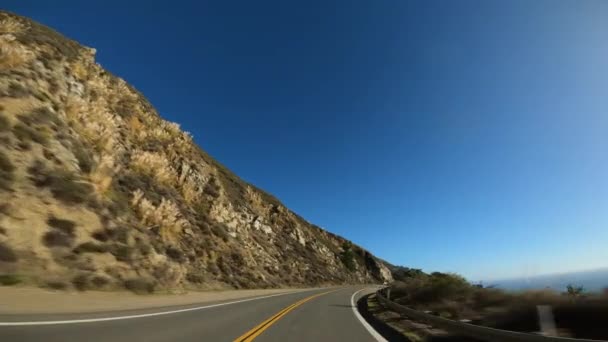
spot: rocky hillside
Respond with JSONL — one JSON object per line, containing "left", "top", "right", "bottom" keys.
{"left": 0, "top": 11, "right": 391, "bottom": 292}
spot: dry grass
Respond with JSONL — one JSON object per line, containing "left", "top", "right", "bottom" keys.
{"left": 89, "top": 155, "right": 119, "bottom": 195}
{"left": 175, "top": 163, "right": 209, "bottom": 204}
{"left": 131, "top": 189, "right": 189, "bottom": 242}
{"left": 0, "top": 18, "right": 28, "bottom": 34}
{"left": 70, "top": 61, "right": 89, "bottom": 81}
{"left": 64, "top": 96, "right": 122, "bottom": 153}
{"left": 0, "top": 35, "right": 34, "bottom": 70}
{"left": 130, "top": 150, "right": 176, "bottom": 186}
{"left": 180, "top": 175, "right": 204, "bottom": 204}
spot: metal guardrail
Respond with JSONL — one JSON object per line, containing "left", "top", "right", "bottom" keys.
{"left": 375, "top": 289, "right": 605, "bottom": 342}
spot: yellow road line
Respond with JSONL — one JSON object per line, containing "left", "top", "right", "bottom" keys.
{"left": 234, "top": 289, "right": 338, "bottom": 342}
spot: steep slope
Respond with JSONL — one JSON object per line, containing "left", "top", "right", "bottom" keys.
{"left": 0, "top": 11, "right": 391, "bottom": 291}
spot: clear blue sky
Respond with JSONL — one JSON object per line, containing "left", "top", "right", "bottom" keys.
{"left": 6, "top": 1, "right": 607, "bottom": 281}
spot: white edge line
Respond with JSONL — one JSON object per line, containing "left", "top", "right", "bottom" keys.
{"left": 351, "top": 288, "right": 388, "bottom": 342}
{"left": 0, "top": 289, "right": 321, "bottom": 326}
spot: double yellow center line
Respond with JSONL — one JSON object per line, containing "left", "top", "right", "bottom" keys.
{"left": 233, "top": 289, "right": 337, "bottom": 342}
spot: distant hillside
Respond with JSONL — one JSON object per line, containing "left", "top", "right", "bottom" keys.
{"left": 0, "top": 11, "right": 392, "bottom": 291}
{"left": 492, "top": 268, "right": 608, "bottom": 292}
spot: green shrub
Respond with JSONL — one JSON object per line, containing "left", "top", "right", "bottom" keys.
{"left": 0, "top": 274, "right": 21, "bottom": 286}
{"left": 136, "top": 239, "right": 152, "bottom": 256}
{"left": 73, "top": 242, "right": 108, "bottom": 254}
{"left": 210, "top": 222, "right": 230, "bottom": 242}
{"left": 565, "top": 284, "right": 585, "bottom": 299}
{"left": 124, "top": 278, "right": 155, "bottom": 294}
{"left": 165, "top": 246, "right": 183, "bottom": 261}
{"left": 391, "top": 272, "right": 472, "bottom": 306}
{"left": 47, "top": 216, "right": 76, "bottom": 236}
{"left": 45, "top": 281, "right": 68, "bottom": 290}
{"left": 339, "top": 242, "right": 356, "bottom": 271}
{"left": 91, "top": 230, "right": 109, "bottom": 242}
{"left": 471, "top": 287, "right": 512, "bottom": 309}
{"left": 17, "top": 107, "right": 60, "bottom": 127}
{"left": 109, "top": 244, "right": 133, "bottom": 262}
{"left": 0, "top": 113, "right": 10, "bottom": 132}
{"left": 48, "top": 172, "right": 94, "bottom": 205}
{"left": 0, "top": 150, "right": 15, "bottom": 172}
{"left": 0, "top": 150, "right": 15, "bottom": 190}
{"left": 28, "top": 162, "right": 94, "bottom": 205}
{"left": 91, "top": 275, "right": 109, "bottom": 288}
{"left": 42, "top": 230, "right": 73, "bottom": 247}
{"left": 0, "top": 242, "right": 17, "bottom": 262}
{"left": 72, "top": 273, "right": 89, "bottom": 291}
{"left": 203, "top": 178, "right": 220, "bottom": 198}
{"left": 71, "top": 141, "right": 93, "bottom": 173}
{"left": 7, "top": 82, "right": 29, "bottom": 98}
{"left": 108, "top": 227, "right": 129, "bottom": 244}
{"left": 13, "top": 122, "right": 48, "bottom": 145}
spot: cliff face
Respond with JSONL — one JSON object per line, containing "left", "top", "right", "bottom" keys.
{"left": 0, "top": 11, "right": 392, "bottom": 291}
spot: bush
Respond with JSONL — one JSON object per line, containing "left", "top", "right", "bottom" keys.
{"left": 17, "top": 107, "right": 60, "bottom": 127}
{"left": 72, "top": 273, "right": 89, "bottom": 291}
{"left": 107, "top": 227, "right": 129, "bottom": 244}
{"left": 91, "top": 275, "right": 109, "bottom": 288}
{"left": 0, "top": 274, "right": 21, "bottom": 286}
{"left": 392, "top": 272, "right": 472, "bottom": 306}
{"left": 165, "top": 246, "right": 183, "bottom": 261}
{"left": 124, "top": 278, "right": 155, "bottom": 294}
{"left": 203, "top": 179, "right": 220, "bottom": 198}
{"left": 109, "top": 244, "right": 132, "bottom": 262}
{"left": 45, "top": 281, "right": 68, "bottom": 290}
{"left": 13, "top": 122, "right": 48, "bottom": 146}
{"left": 566, "top": 284, "right": 585, "bottom": 298}
{"left": 0, "top": 242, "right": 17, "bottom": 262}
{"left": 339, "top": 242, "right": 356, "bottom": 271}
{"left": 0, "top": 150, "right": 14, "bottom": 190}
{"left": 71, "top": 140, "right": 93, "bottom": 173}
{"left": 42, "top": 230, "right": 73, "bottom": 247}
{"left": 49, "top": 172, "right": 94, "bottom": 205}
{"left": 0, "top": 113, "right": 10, "bottom": 131}
{"left": 0, "top": 151, "right": 13, "bottom": 173}
{"left": 7, "top": 82, "right": 29, "bottom": 98}
{"left": 472, "top": 287, "right": 513, "bottom": 309}
{"left": 47, "top": 216, "right": 76, "bottom": 235}
{"left": 73, "top": 242, "right": 108, "bottom": 254}
{"left": 91, "top": 229, "right": 109, "bottom": 242}
{"left": 28, "top": 161, "right": 94, "bottom": 205}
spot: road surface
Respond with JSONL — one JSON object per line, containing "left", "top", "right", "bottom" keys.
{"left": 0, "top": 286, "right": 386, "bottom": 342}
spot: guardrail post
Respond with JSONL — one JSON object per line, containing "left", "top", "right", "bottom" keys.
{"left": 386, "top": 288, "right": 390, "bottom": 301}
{"left": 537, "top": 305, "right": 557, "bottom": 337}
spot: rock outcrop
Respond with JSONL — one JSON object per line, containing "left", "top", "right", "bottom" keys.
{"left": 0, "top": 11, "right": 392, "bottom": 291}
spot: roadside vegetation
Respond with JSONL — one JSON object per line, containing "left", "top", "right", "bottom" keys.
{"left": 387, "top": 271, "right": 608, "bottom": 321}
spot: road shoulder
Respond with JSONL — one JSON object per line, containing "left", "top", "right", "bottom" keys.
{"left": 0, "top": 286, "right": 317, "bottom": 315}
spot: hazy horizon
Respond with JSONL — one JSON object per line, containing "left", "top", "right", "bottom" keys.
{"left": 484, "top": 267, "right": 608, "bottom": 293}
{"left": 6, "top": 0, "right": 607, "bottom": 280}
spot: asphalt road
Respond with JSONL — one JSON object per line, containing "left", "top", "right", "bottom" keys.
{"left": 0, "top": 286, "right": 385, "bottom": 342}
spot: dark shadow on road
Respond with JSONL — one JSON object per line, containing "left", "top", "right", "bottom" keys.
{"left": 328, "top": 304, "right": 354, "bottom": 308}
{"left": 356, "top": 294, "right": 410, "bottom": 342}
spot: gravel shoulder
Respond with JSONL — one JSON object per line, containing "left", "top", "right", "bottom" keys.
{"left": 0, "top": 286, "right": 316, "bottom": 315}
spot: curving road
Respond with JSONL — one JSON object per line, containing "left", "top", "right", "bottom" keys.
{"left": 0, "top": 286, "right": 386, "bottom": 342}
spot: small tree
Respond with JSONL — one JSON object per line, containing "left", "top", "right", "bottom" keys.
{"left": 566, "top": 284, "right": 584, "bottom": 298}
{"left": 340, "top": 242, "right": 356, "bottom": 271}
